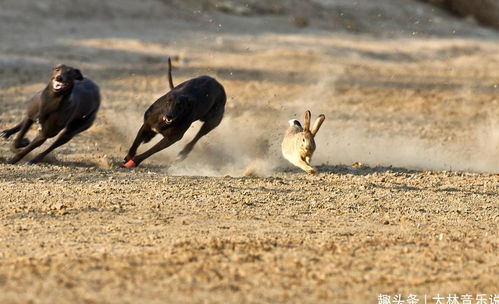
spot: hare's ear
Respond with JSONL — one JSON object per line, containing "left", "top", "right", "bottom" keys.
{"left": 311, "top": 114, "right": 325, "bottom": 136}
{"left": 303, "top": 110, "right": 311, "bottom": 131}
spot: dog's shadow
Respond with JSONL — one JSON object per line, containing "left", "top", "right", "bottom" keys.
{"left": 1, "top": 153, "right": 416, "bottom": 177}
{"left": 0, "top": 157, "right": 96, "bottom": 169}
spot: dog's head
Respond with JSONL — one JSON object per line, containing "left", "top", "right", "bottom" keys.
{"left": 50, "top": 64, "right": 83, "bottom": 93}
{"left": 161, "top": 93, "right": 191, "bottom": 125}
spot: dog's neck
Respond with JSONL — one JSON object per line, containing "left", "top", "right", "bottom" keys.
{"left": 40, "top": 85, "right": 73, "bottom": 116}
{"left": 43, "top": 84, "right": 72, "bottom": 102}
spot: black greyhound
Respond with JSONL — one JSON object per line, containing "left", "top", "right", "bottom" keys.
{"left": 123, "top": 58, "right": 226, "bottom": 168}
{"left": 1, "top": 64, "right": 100, "bottom": 164}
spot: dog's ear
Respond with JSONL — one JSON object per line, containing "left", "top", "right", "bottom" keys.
{"left": 54, "top": 64, "right": 65, "bottom": 71}
{"left": 73, "top": 69, "right": 83, "bottom": 80}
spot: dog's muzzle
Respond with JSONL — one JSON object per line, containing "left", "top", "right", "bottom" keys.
{"left": 52, "top": 79, "right": 69, "bottom": 91}
{"left": 162, "top": 115, "right": 174, "bottom": 124}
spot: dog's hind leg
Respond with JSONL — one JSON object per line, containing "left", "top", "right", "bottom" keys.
{"left": 7, "top": 132, "right": 47, "bottom": 164}
{"left": 28, "top": 114, "right": 96, "bottom": 164}
{"left": 177, "top": 104, "right": 224, "bottom": 161}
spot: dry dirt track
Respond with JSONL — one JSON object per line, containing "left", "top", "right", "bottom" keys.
{"left": 0, "top": 0, "right": 498, "bottom": 303}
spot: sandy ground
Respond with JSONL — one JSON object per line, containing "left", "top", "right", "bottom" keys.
{"left": 0, "top": 0, "right": 498, "bottom": 303}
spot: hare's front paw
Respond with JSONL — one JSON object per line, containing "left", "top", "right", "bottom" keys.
{"left": 306, "top": 167, "right": 317, "bottom": 174}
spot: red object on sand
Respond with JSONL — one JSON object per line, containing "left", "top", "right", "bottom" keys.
{"left": 123, "top": 159, "right": 137, "bottom": 168}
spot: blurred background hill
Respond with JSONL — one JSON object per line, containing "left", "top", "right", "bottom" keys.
{"left": 2, "top": 0, "right": 498, "bottom": 37}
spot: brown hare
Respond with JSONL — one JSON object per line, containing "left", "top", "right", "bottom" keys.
{"left": 281, "top": 110, "right": 325, "bottom": 174}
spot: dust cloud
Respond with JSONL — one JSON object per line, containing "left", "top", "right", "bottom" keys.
{"left": 313, "top": 123, "right": 499, "bottom": 173}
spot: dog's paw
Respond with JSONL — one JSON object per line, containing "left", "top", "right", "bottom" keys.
{"left": 6, "top": 158, "right": 18, "bottom": 165}
{"left": 123, "top": 159, "right": 137, "bottom": 168}
{"left": 0, "top": 130, "right": 10, "bottom": 139}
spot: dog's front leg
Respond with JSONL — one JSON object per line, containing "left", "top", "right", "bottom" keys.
{"left": 11, "top": 118, "right": 34, "bottom": 149}
{"left": 125, "top": 131, "right": 184, "bottom": 168}
{"left": 28, "top": 113, "right": 97, "bottom": 165}
{"left": 124, "top": 125, "right": 154, "bottom": 163}
{"left": 7, "top": 133, "right": 47, "bottom": 164}
{"left": 1, "top": 121, "right": 24, "bottom": 139}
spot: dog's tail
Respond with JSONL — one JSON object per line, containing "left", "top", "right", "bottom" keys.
{"left": 168, "top": 57, "right": 174, "bottom": 90}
